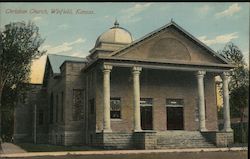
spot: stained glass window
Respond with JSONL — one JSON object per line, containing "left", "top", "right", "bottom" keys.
{"left": 72, "top": 89, "right": 84, "bottom": 121}
{"left": 110, "top": 98, "right": 121, "bottom": 119}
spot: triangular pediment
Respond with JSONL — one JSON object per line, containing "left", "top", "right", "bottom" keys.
{"left": 111, "top": 22, "right": 229, "bottom": 65}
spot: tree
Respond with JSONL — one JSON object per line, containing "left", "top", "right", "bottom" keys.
{"left": 219, "top": 42, "right": 249, "bottom": 143}
{"left": 0, "top": 21, "right": 46, "bottom": 142}
{"left": 219, "top": 43, "right": 249, "bottom": 90}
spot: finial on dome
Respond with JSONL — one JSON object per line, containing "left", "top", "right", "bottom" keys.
{"left": 114, "top": 19, "right": 119, "bottom": 27}
{"left": 171, "top": 18, "right": 174, "bottom": 22}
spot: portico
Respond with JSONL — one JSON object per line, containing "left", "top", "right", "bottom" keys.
{"left": 83, "top": 20, "right": 235, "bottom": 148}
{"left": 99, "top": 58, "right": 233, "bottom": 133}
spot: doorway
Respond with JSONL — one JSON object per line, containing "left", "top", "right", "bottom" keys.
{"left": 166, "top": 99, "right": 184, "bottom": 130}
{"left": 140, "top": 98, "right": 153, "bottom": 130}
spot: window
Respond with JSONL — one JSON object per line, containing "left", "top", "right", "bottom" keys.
{"left": 55, "top": 135, "right": 57, "bottom": 145}
{"left": 60, "top": 135, "right": 64, "bottom": 145}
{"left": 73, "top": 89, "right": 84, "bottom": 121}
{"left": 38, "top": 110, "right": 44, "bottom": 125}
{"left": 61, "top": 92, "right": 64, "bottom": 122}
{"left": 49, "top": 93, "right": 54, "bottom": 124}
{"left": 140, "top": 98, "right": 153, "bottom": 130}
{"left": 90, "top": 134, "right": 93, "bottom": 144}
{"left": 110, "top": 98, "right": 121, "bottom": 119}
{"left": 89, "top": 99, "right": 95, "bottom": 114}
{"left": 56, "top": 94, "right": 59, "bottom": 122}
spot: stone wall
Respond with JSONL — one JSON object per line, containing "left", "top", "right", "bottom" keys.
{"left": 36, "top": 133, "right": 49, "bottom": 144}
{"left": 134, "top": 132, "right": 157, "bottom": 149}
{"left": 36, "top": 87, "right": 49, "bottom": 144}
{"left": 202, "top": 131, "right": 234, "bottom": 147}
{"left": 14, "top": 84, "right": 43, "bottom": 143}
{"left": 84, "top": 68, "right": 98, "bottom": 145}
{"left": 46, "top": 63, "right": 66, "bottom": 145}
{"left": 93, "top": 132, "right": 156, "bottom": 150}
{"left": 215, "top": 132, "right": 234, "bottom": 147}
{"left": 63, "top": 62, "right": 86, "bottom": 145}
{"left": 45, "top": 61, "right": 87, "bottom": 146}
{"left": 93, "top": 131, "right": 217, "bottom": 150}
{"left": 93, "top": 132, "right": 134, "bottom": 149}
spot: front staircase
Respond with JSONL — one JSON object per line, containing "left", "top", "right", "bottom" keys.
{"left": 156, "top": 131, "right": 215, "bottom": 149}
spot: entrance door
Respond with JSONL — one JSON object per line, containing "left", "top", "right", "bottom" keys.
{"left": 141, "top": 106, "right": 153, "bottom": 130}
{"left": 140, "top": 98, "right": 153, "bottom": 130}
{"left": 167, "top": 107, "right": 184, "bottom": 130}
{"left": 166, "top": 99, "right": 184, "bottom": 130}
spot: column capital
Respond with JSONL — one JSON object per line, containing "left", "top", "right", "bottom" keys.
{"left": 102, "top": 64, "right": 113, "bottom": 71}
{"left": 132, "top": 66, "right": 142, "bottom": 73}
{"left": 196, "top": 70, "right": 206, "bottom": 77}
{"left": 221, "top": 72, "right": 230, "bottom": 80}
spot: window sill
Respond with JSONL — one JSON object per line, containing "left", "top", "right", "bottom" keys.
{"left": 111, "top": 119, "right": 122, "bottom": 121}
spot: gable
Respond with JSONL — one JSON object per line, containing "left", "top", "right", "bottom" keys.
{"left": 42, "top": 54, "right": 87, "bottom": 86}
{"left": 112, "top": 24, "right": 227, "bottom": 65}
{"left": 42, "top": 58, "right": 53, "bottom": 87}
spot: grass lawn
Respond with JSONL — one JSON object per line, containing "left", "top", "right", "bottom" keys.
{"left": 16, "top": 143, "right": 102, "bottom": 152}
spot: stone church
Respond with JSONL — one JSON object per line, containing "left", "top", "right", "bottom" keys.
{"left": 14, "top": 20, "right": 234, "bottom": 149}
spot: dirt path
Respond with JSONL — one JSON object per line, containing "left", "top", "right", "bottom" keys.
{"left": 0, "top": 151, "right": 247, "bottom": 159}
{"left": 0, "top": 142, "right": 26, "bottom": 154}
{"left": 0, "top": 147, "right": 247, "bottom": 158}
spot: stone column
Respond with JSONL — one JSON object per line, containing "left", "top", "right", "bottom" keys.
{"left": 221, "top": 72, "right": 233, "bottom": 132}
{"left": 132, "top": 66, "right": 142, "bottom": 132}
{"left": 196, "top": 70, "right": 207, "bottom": 131}
{"left": 103, "top": 64, "right": 113, "bottom": 132}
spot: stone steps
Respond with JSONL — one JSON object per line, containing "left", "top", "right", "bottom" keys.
{"left": 156, "top": 131, "right": 215, "bottom": 149}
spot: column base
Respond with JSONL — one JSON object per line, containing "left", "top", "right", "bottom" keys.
{"left": 200, "top": 128, "right": 208, "bottom": 132}
{"left": 133, "top": 129, "right": 142, "bottom": 132}
{"left": 222, "top": 127, "right": 233, "bottom": 132}
{"left": 102, "top": 129, "right": 112, "bottom": 133}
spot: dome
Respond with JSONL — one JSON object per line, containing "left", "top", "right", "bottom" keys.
{"left": 95, "top": 20, "right": 133, "bottom": 47}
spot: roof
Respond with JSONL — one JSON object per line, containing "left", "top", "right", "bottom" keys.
{"left": 82, "top": 55, "right": 234, "bottom": 74}
{"left": 47, "top": 54, "right": 86, "bottom": 74}
{"left": 94, "top": 21, "right": 133, "bottom": 48}
{"left": 98, "top": 56, "right": 234, "bottom": 68}
{"left": 110, "top": 20, "right": 231, "bottom": 65}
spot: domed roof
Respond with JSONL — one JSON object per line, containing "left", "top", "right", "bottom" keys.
{"left": 95, "top": 20, "right": 133, "bottom": 47}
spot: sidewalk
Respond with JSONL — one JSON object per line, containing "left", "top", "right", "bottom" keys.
{"left": 0, "top": 142, "right": 26, "bottom": 154}
{"left": 0, "top": 147, "right": 247, "bottom": 158}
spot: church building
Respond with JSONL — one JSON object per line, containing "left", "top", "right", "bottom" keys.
{"left": 14, "top": 20, "right": 234, "bottom": 149}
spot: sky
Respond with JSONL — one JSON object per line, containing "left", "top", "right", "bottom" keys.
{"left": 0, "top": 2, "right": 249, "bottom": 84}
